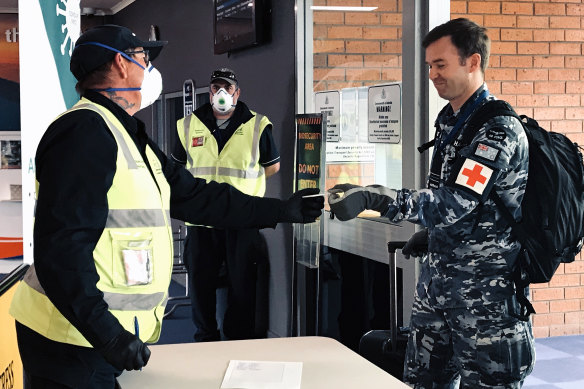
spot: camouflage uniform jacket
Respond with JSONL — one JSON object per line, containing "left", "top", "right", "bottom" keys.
{"left": 388, "top": 85, "right": 529, "bottom": 308}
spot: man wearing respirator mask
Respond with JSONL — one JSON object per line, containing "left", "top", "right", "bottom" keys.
{"left": 172, "top": 68, "right": 280, "bottom": 342}
{"left": 10, "top": 25, "right": 321, "bottom": 388}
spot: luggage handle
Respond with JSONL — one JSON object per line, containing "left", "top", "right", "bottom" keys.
{"left": 387, "top": 241, "right": 407, "bottom": 253}
{"left": 386, "top": 241, "right": 408, "bottom": 351}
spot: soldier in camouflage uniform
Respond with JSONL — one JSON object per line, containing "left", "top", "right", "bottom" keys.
{"left": 328, "top": 18, "right": 535, "bottom": 388}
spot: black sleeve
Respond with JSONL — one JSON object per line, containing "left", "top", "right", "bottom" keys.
{"left": 259, "top": 124, "right": 281, "bottom": 167}
{"left": 148, "top": 140, "right": 282, "bottom": 228}
{"left": 170, "top": 125, "right": 187, "bottom": 165}
{"left": 33, "top": 111, "right": 124, "bottom": 348}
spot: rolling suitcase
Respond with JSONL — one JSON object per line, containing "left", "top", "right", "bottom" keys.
{"left": 358, "top": 241, "right": 410, "bottom": 380}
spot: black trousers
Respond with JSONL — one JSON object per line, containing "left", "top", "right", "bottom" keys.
{"left": 184, "top": 226, "right": 268, "bottom": 342}
{"left": 15, "top": 322, "right": 121, "bottom": 389}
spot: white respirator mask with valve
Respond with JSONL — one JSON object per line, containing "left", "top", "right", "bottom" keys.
{"left": 211, "top": 88, "right": 237, "bottom": 114}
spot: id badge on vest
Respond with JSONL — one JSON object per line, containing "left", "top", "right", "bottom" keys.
{"left": 122, "top": 245, "right": 153, "bottom": 286}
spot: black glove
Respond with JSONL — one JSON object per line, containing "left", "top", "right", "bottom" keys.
{"left": 278, "top": 188, "right": 324, "bottom": 223}
{"left": 327, "top": 183, "right": 396, "bottom": 221}
{"left": 98, "top": 329, "right": 151, "bottom": 371}
{"left": 402, "top": 229, "right": 429, "bottom": 259}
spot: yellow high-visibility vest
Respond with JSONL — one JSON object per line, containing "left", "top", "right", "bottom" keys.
{"left": 176, "top": 110, "right": 272, "bottom": 197}
{"left": 10, "top": 98, "right": 173, "bottom": 347}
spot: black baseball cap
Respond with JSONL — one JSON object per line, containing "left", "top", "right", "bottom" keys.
{"left": 70, "top": 24, "right": 167, "bottom": 81}
{"left": 210, "top": 68, "right": 238, "bottom": 86}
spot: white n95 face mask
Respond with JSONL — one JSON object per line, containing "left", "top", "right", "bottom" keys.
{"left": 211, "top": 88, "right": 236, "bottom": 114}
{"left": 87, "top": 52, "right": 163, "bottom": 112}
{"left": 139, "top": 66, "right": 163, "bottom": 110}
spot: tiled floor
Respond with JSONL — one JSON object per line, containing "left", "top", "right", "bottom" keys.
{"left": 2, "top": 258, "right": 583, "bottom": 387}
{"left": 523, "top": 334, "right": 584, "bottom": 388}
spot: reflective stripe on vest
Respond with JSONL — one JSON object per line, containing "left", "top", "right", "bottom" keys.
{"left": 70, "top": 103, "right": 138, "bottom": 170}
{"left": 105, "top": 208, "right": 171, "bottom": 228}
{"left": 23, "top": 264, "right": 165, "bottom": 311}
{"left": 186, "top": 166, "right": 263, "bottom": 179}
{"left": 31, "top": 104, "right": 139, "bottom": 215}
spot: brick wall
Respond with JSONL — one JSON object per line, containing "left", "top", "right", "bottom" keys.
{"left": 313, "top": 0, "right": 404, "bottom": 192}
{"left": 313, "top": 0, "right": 584, "bottom": 337}
{"left": 313, "top": 0, "right": 403, "bottom": 92}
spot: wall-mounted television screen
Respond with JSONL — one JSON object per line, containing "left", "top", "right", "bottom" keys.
{"left": 214, "top": 0, "right": 269, "bottom": 54}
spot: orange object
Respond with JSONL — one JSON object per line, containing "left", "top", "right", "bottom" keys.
{"left": 0, "top": 279, "right": 24, "bottom": 389}
{"left": 0, "top": 237, "right": 23, "bottom": 259}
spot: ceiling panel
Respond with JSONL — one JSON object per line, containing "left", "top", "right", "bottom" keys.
{"left": 0, "top": 0, "right": 135, "bottom": 14}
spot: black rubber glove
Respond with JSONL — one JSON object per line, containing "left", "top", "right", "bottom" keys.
{"left": 327, "top": 183, "right": 396, "bottom": 221}
{"left": 402, "top": 229, "right": 429, "bottom": 259}
{"left": 98, "top": 329, "right": 151, "bottom": 371}
{"left": 278, "top": 188, "right": 324, "bottom": 223}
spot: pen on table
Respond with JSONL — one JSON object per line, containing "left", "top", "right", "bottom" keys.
{"left": 134, "top": 316, "right": 141, "bottom": 371}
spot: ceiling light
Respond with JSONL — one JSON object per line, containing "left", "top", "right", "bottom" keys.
{"left": 310, "top": 6, "right": 378, "bottom": 12}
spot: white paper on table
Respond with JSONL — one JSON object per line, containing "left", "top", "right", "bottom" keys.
{"left": 220, "top": 360, "right": 303, "bottom": 389}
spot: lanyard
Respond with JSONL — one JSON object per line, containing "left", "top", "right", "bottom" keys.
{"left": 436, "top": 89, "right": 489, "bottom": 152}
{"left": 428, "top": 89, "right": 489, "bottom": 189}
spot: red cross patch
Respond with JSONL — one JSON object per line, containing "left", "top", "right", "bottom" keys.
{"left": 454, "top": 159, "right": 493, "bottom": 195}
{"left": 191, "top": 136, "right": 204, "bottom": 147}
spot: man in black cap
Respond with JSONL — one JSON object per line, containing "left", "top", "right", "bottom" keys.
{"left": 10, "top": 25, "right": 322, "bottom": 388}
{"left": 172, "top": 68, "right": 280, "bottom": 342}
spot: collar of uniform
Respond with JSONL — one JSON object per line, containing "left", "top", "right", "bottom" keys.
{"left": 195, "top": 100, "right": 254, "bottom": 131}
{"left": 83, "top": 90, "right": 140, "bottom": 136}
{"left": 438, "top": 84, "right": 488, "bottom": 128}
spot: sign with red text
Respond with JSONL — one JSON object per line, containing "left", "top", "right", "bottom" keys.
{"left": 294, "top": 114, "right": 324, "bottom": 270}
{"left": 295, "top": 114, "right": 324, "bottom": 192}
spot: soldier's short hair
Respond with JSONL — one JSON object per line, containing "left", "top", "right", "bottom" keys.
{"left": 422, "top": 18, "right": 490, "bottom": 74}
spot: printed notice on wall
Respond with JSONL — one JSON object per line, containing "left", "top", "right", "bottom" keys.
{"left": 368, "top": 83, "right": 401, "bottom": 144}
{"left": 183, "top": 79, "right": 195, "bottom": 117}
{"left": 326, "top": 142, "right": 375, "bottom": 163}
{"left": 314, "top": 91, "right": 340, "bottom": 142}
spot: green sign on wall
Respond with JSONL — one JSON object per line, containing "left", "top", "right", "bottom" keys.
{"left": 38, "top": 0, "right": 80, "bottom": 108}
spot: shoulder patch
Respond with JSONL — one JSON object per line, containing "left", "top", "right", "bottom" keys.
{"left": 454, "top": 159, "right": 494, "bottom": 195}
{"left": 474, "top": 143, "right": 500, "bottom": 162}
{"left": 486, "top": 127, "right": 506, "bottom": 142}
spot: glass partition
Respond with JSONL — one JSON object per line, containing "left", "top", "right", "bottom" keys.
{"left": 295, "top": 0, "right": 449, "bottom": 337}
{"left": 310, "top": 1, "right": 404, "bottom": 217}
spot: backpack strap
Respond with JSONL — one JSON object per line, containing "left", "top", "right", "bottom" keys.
{"left": 462, "top": 100, "right": 519, "bottom": 146}
{"left": 465, "top": 100, "right": 537, "bottom": 320}
{"left": 490, "top": 191, "right": 536, "bottom": 320}
{"left": 418, "top": 103, "right": 452, "bottom": 154}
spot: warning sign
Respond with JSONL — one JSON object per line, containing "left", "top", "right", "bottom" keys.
{"left": 368, "top": 83, "right": 401, "bottom": 144}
